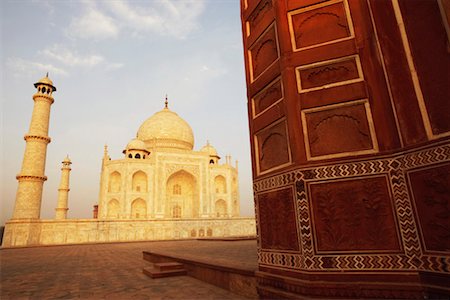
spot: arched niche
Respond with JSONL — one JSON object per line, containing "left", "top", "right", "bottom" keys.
{"left": 131, "top": 198, "right": 146, "bottom": 219}
{"left": 132, "top": 171, "right": 147, "bottom": 192}
{"left": 166, "top": 170, "right": 198, "bottom": 218}
{"left": 214, "top": 175, "right": 227, "bottom": 193}
{"left": 107, "top": 199, "right": 120, "bottom": 219}
{"left": 215, "top": 199, "right": 227, "bottom": 217}
{"left": 108, "top": 171, "right": 121, "bottom": 193}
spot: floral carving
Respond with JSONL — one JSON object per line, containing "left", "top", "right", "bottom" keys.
{"left": 311, "top": 177, "right": 400, "bottom": 252}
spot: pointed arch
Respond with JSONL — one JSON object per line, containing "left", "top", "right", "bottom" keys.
{"left": 107, "top": 199, "right": 120, "bottom": 219}
{"left": 166, "top": 170, "right": 198, "bottom": 218}
{"left": 131, "top": 198, "right": 147, "bottom": 219}
{"left": 132, "top": 171, "right": 147, "bottom": 192}
{"left": 214, "top": 175, "right": 227, "bottom": 193}
{"left": 108, "top": 171, "right": 121, "bottom": 193}
{"left": 215, "top": 199, "right": 227, "bottom": 217}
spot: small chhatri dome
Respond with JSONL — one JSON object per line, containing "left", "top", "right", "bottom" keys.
{"left": 137, "top": 98, "right": 194, "bottom": 150}
{"left": 62, "top": 155, "right": 71, "bottom": 163}
{"left": 34, "top": 73, "right": 57, "bottom": 91}
{"left": 126, "top": 138, "right": 147, "bottom": 151}
{"left": 201, "top": 141, "right": 219, "bottom": 157}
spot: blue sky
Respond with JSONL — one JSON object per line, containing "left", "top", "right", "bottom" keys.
{"left": 0, "top": 0, "right": 255, "bottom": 225}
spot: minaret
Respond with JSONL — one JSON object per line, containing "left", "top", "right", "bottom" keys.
{"left": 55, "top": 156, "right": 72, "bottom": 219}
{"left": 12, "top": 74, "right": 56, "bottom": 219}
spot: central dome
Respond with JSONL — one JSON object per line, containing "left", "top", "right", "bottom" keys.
{"left": 137, "top": 107, "right": 194, "bottom": 150}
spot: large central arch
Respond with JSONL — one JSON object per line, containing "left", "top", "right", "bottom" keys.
{"left": 165, "top": 170, "right": 198, "bottom": 218}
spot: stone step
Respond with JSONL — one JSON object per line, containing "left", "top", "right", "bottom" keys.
{"left": 143, "top": 267, "right": 187, "bottom": 279}
{"left": 154, "top": 262, "right": 185, "bottom": 272}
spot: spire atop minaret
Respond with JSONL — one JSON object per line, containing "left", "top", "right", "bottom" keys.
{"left": 46, "top": 72, "right": 49, "bottom": 77}
{"left": 164, "top": 94, "right": 168, "bottom": 109}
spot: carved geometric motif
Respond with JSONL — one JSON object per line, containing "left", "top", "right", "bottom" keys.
{"left": 408, "top": 163, "right": 450, "bottom": 252}
{"left": 302, "top": 100, "right": 377, "bottom": 159}
{"left": 309, "top": 176, "right": 401, "bottom": 252}
{"left": 252, "top": 77, "right": 283, "bottom": 117}
{"left": 254, "top": 143, "right": 449, "bottom": 273}
{"left": 296, "top": 55, "right": 363, "bottom": 93}
{"left": 257, "top": 187, "right": 299, "bottom": 251}
{"left": 255, "top": 118, "right": 291, "bottom": 174}
{"left": 288, "top": 0, "right": 354, "bottom": 51}
{"left": 248, "top": 23, "right": 279, "bottom": 81}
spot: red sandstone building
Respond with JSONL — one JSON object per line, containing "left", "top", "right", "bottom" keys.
{"left": 241, "top": 0, "right": 449, "bottom": 298}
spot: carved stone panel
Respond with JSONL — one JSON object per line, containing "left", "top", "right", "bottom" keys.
{"left": 302, "top": 100, "right": 377, "bottom": 159}
{"left": 246, "top": 0, "right": 273, "bottom": 36}
{"left": 258, "top": 187, "right": 299, "bottom": 251}
{"left": 288, "top": 0, "right": 353, "bottom": 51}
{"left": 248, "top": 24, "right": 279, "bottom": 81}
{"left": 255, "top": 118, "right": 291, "bottom": 174}
{"left": 309, "top": 176, "right": 401, "bottom": 252}
{"left": 252, "top": 77, "right": 283, "bottom": 117}
{"left": 296, "top": 55, "right": 363, "bottom": 92}
{"left": 408, "top": 163, "right": 450, "bottom": 252}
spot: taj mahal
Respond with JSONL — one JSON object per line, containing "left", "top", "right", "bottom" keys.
{"left": 98, "top": 98, "right": 240, "bottom": 220}
{"left": 2, "top": 75, "right": 255, "bottom": 248}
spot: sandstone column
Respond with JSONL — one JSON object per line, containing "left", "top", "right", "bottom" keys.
{"left": 12, "top": 74, "right": 56, "bottom": 219}
{"left": 55, "top": 156, "right": 71, "bottom": 219}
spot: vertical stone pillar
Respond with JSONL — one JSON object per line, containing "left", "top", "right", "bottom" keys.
{"left": 12, "top": 75, "right": 56, "bottom": 219}
{"left": 55, "top": 156, "right": 72, "bottom": 219}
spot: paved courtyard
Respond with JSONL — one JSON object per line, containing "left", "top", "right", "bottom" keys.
{"left": 0, "top": 240, "right": 257, "bottom": 299}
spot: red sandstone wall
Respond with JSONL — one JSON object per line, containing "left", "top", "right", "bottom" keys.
{"left": 241, "top": 0, "right": 450, "bottom": 298}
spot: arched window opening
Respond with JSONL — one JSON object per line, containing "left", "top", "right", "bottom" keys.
{"left": 38, "top": 87, "right": 41, "bottom": 92}
{"left": 191, "top": 229, "right": 197, "bottom": 237}
{"left": 199, "top": 229, "right": 205, "bottom": 237}
{"left": 143, "top": 155, "right": 146, "bottom": 159}
{"left": 131, "top": 198, "right": 146, "bottom": 219}
{"left": 207, "top": 228, "right": 213, "bottom": 237}
{"left": 108, "top": 172, "right": 121, "bottom": 193}
{"left": 135, "top": 153, "right": 141, "bottom": 159}
{"left": 173, "top": 184, "right": 181, "bottom": 195}
{"left": 128, "top": 154, "right": 132, "bottom": 158}
{"left": 209, "top": 159, "right": 214, "bottom": 164}
{"left": 42, "top": 87, "right": 46, "bottom": 94}
{"left": 107, "top": 199, "right": 120, "bottom": 219}
{"left": 132, "top": 171, "right": 147, "bottom": 192}
{"left": 172, "top": 205, "right": 181, "bottom": 218}
{"left": 214, "top": 175, "right": 227, "bottom": 193}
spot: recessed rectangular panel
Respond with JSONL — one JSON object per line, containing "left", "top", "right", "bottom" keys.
{"left": 258, "top": 187, "right": 299, "bottom": 251}
{"left": 407, "top": 163, "right": 450, "bottom": 253}
{"left": 248, "top": 23, "right": 280, "bottom": 82}
{"left": 246, "top": 0, "right": 273, "bottom": 37}
{"left": 301, "top": 100, "right": 378, "bottom": 160}
{"left": 309, "top": 176, "right": 401, "bottom": 253}
{"left": 252, "top": 77, "right": 283, "bottom": 118}
{"left": 296, "top": 55, "right": 363, "bottom": 93}
{"left": 255, "top": 118, "right": 292, "bottom": 175}
{"left": 288, "top": 0, "right": 354, "bottom": 51}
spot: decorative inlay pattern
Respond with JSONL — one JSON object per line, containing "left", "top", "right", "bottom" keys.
{"left": 254, "top": 143, "right": 450, "bottom": 272}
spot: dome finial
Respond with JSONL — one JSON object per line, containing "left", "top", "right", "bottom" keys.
{"left": 164, "top": 94, "right": 168, "bottom": 109}
{"left": 46, "top": 72, "right": 49, "bottom": 78}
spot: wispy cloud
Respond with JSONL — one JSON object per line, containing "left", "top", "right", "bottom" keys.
{"left": 67, "top": 0, "right": 206, "bottom": 40}
{"left": 40, "top": 45, "right": 104, "bottom": 67}
{"left": 6, "top": 57, "right": 68, "bottom": 77}
{"left": 67, "top": 3, "right": 119, "bottom": 40}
